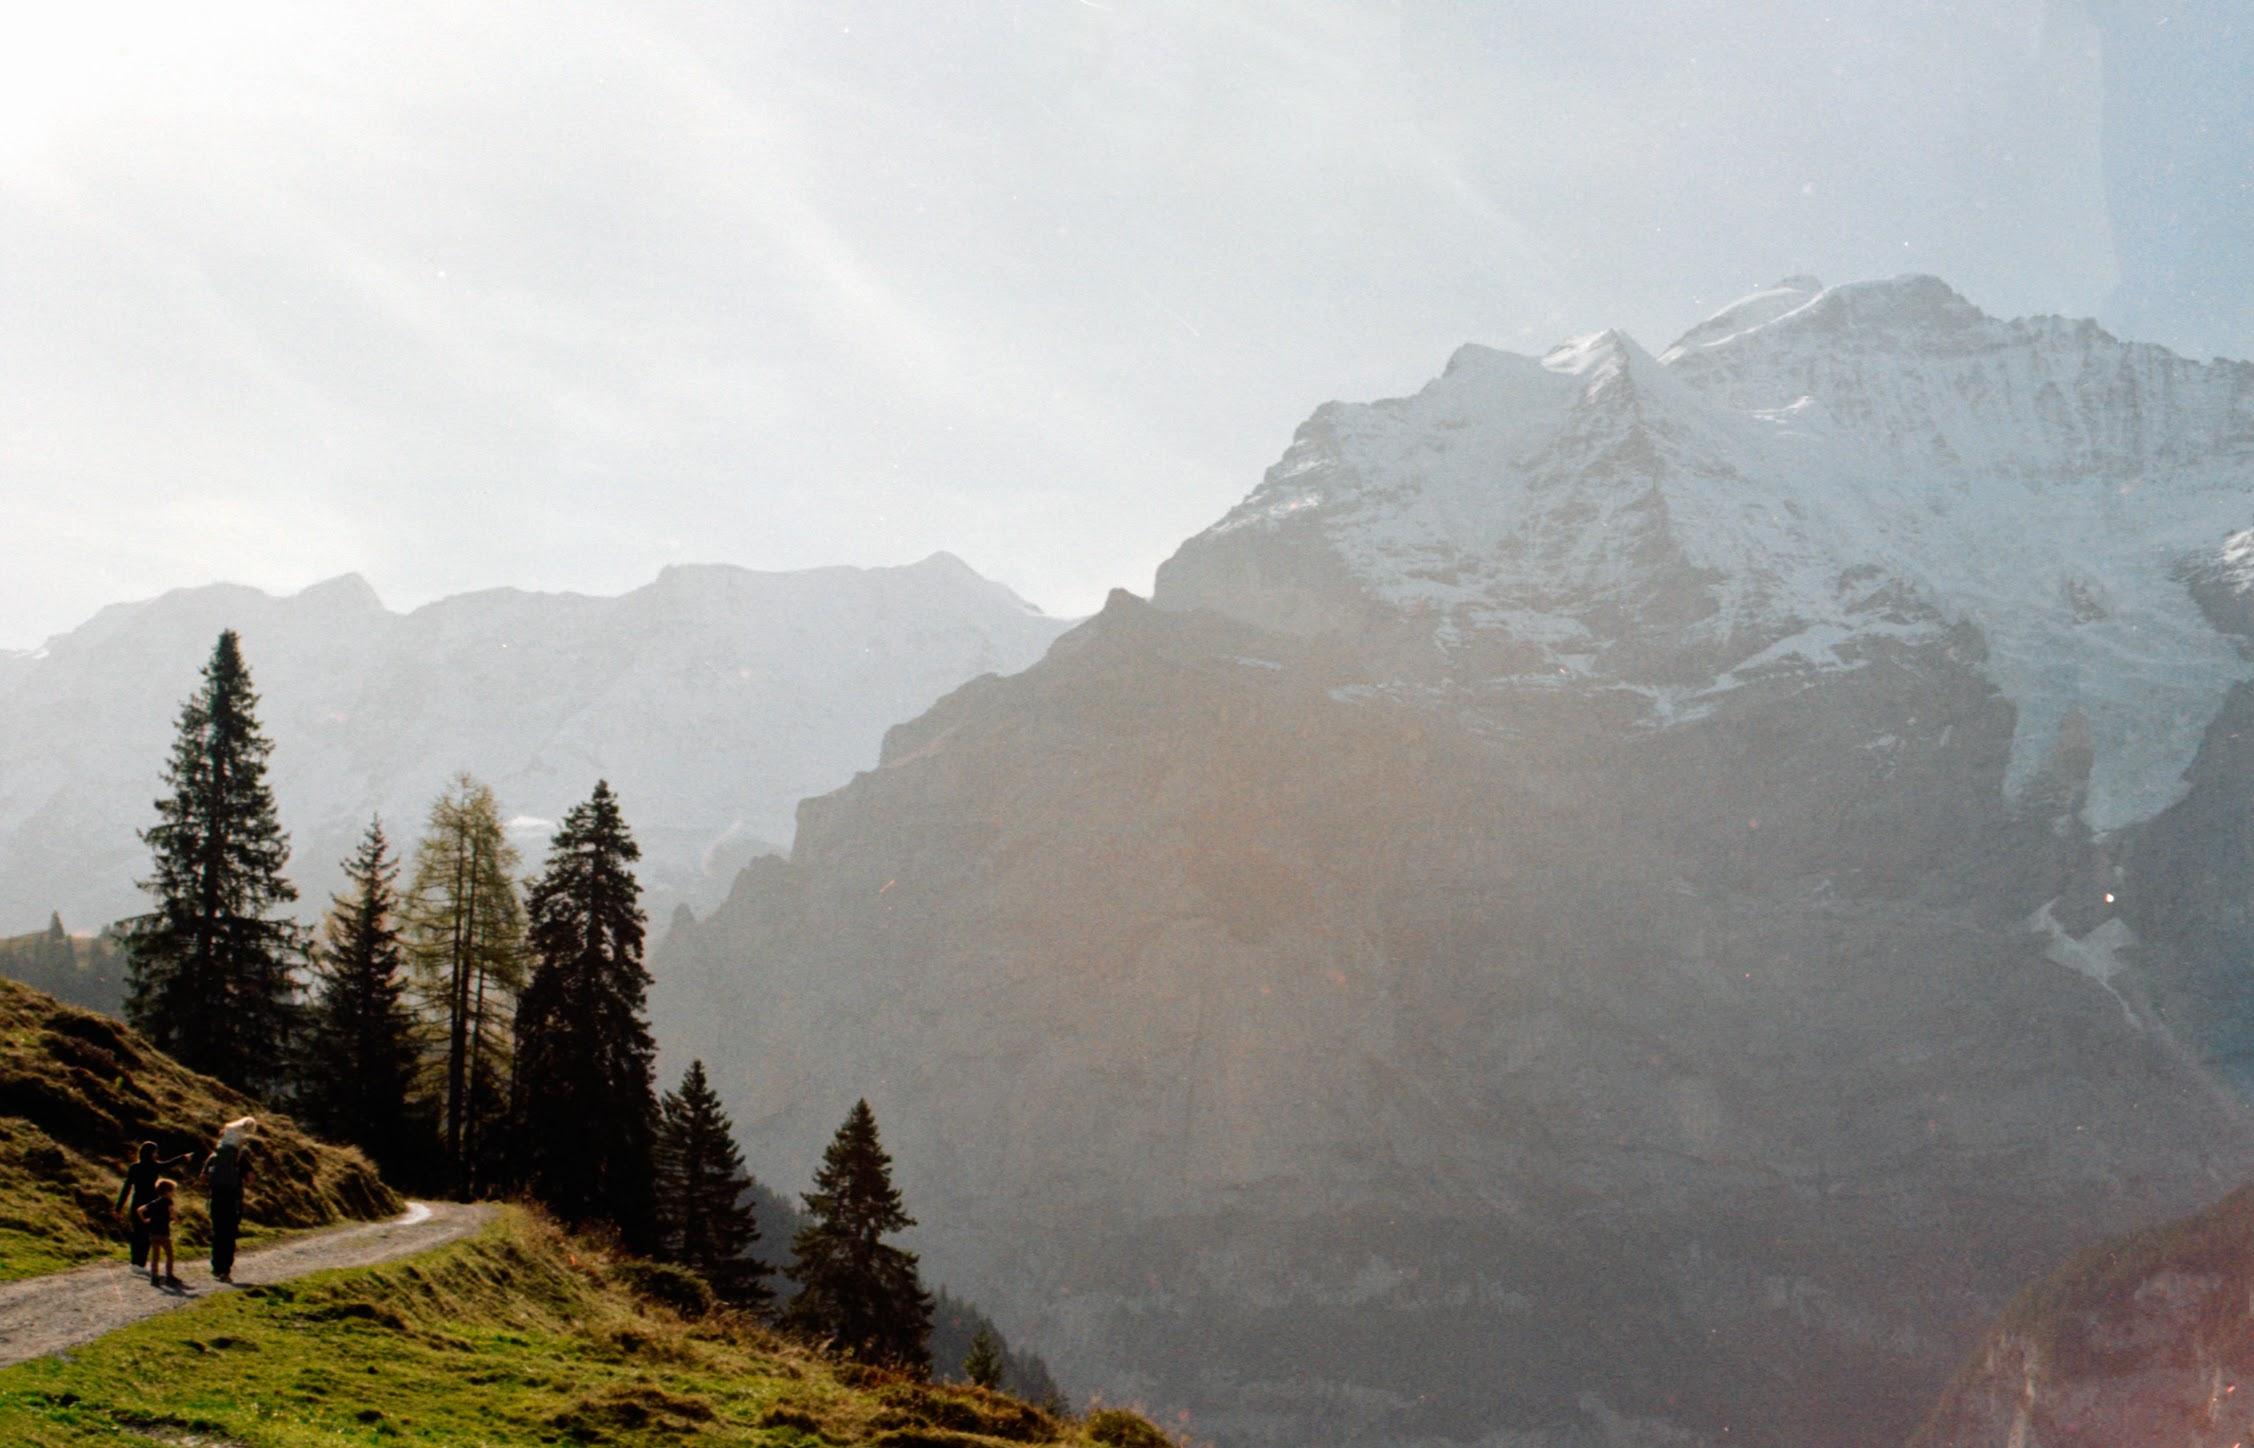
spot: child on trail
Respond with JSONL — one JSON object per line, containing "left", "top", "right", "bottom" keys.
{"left": 116, "top": 1141, "right": 198, "bottom": 1269}
{"left": 136, "top": 1179, "right": 179, "bottom": 1287}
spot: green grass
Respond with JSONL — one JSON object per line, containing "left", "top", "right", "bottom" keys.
{"left": 0, "top": 1206, "right": 1165, "bottom": 1447}
{"left": 0, "top": 978, "right": 399, "bottom": 1282}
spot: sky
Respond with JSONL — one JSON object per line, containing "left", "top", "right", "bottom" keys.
{"left": 2, "top": 0, "right": 2246, "bottom": 649}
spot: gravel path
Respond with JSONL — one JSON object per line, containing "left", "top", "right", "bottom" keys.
{"left": 0, "top": 1201, "right": 495, "bottom": 1368}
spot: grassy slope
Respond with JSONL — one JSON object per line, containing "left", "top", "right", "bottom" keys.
{"left": 0, "top": 1206, "right": 1170, "bottom": 1448}
{"left": 0, "top": 977, "right": 400, "bottom": 1281}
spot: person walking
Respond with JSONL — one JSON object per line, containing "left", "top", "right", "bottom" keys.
{"left": 115, "top": 1141, "right": 198, "bottom": 1269}
{"left": 200, "top": 1116, "right": 257, "bottom": 1282}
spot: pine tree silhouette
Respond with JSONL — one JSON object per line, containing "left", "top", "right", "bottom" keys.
{"left": 785, "top": 1099, "right": 934, "bottom": 1371}
{"left": 40, "top": 913, "right": 69, "bottom": 975}
{"left": 964, "top": 1326, "right": 1005, "bottom": 1389}
{"left": 123, "top": 630, "right": 304, "bottom": 1093}
{"left": 513, "top": 781, "right": 658, "bottom": 1243}
{"left": 655, "top": 1059, "right": 773, "bottom": 1310}
{"left": 300, "top": 817, "right": 425, "bottom": 1178}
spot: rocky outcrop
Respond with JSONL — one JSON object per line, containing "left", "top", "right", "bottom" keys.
{"left": 1911, "top": 1187, "right": 2254, "bottom": 1448}
{"left": 659, "top": 595, "right": 2254, "bottom": 1446}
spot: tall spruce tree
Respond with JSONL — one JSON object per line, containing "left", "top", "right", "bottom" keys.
{"left": 299, "top": 818, "right": 424, "bottom": 1177}
{"left": 512, "top": 781, "right": 658, "bottom": 1244}
{"left": 655, "top": 1059, "right": 773, "bottom": 1310}
{"left": 404, "top": 776, "right": 526, "bottom": 1196}
{"left": 123, "top": 629, "right": 304, "bottom": 1093}
{"left": 785, "top": 1099, "right": 934, "bottom": 1372}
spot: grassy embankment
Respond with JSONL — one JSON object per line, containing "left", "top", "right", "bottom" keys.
{"left": 0, "top": 976, "right": 399, "bottom": 1280}
{"left": 0, "top": 976, "right": 1173, "bottom": 1445}
{"left": 0, "top": 1205, "right": 1172, "bottom": 1447}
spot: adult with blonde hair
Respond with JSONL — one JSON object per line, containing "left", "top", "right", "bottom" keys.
{"left": 200, "top": 1116, "right": 257, "bottom": 1282}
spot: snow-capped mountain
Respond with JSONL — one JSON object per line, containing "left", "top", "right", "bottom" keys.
{"left": 0, "top": 555, "right": 1068, "bottom": 934}
{"left": 1160, "top": 274, "right": 2254, "bottom": 828}
{"left": 658, "top": 280, "right": 2254, "bottom": 1447}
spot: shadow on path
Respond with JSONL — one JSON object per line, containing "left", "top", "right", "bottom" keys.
{"left": 0, "top": 1201, "right": 494, "bottom": 1368}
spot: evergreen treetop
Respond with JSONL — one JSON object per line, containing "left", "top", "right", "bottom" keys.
{"left": 513, "top": 780, "right": 659, "bottom": 1246}
{"left": 655, "top": 1059, "right": 772, "bottom": 1310}
{"left": 123, "top": 629, "right": 304, "bottom": 1094}
{"left": 785, "top": 1098, "right": 934, "bottom": 1371}
{"left": 300, "top": 817, "right": 424, "bottom": 1179}
{"left": 963, "top": 1326, "right": 1005, "bottom": 1390}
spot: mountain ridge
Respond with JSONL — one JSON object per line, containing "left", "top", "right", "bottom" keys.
{"left": 659, "top": 277, "right": 2254, "bottom": 1446}
{"left": 0, "top": 555, "right": 1070, "bottom": 934}
{"left": 1156, "top": 274, "right": 2254, "bottom": 830}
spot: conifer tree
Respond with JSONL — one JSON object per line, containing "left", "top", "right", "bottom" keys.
{"left": 963, "top": 1326, "right": 1004, "bottom": 1390}
{"left": 512, "top": 781, "right": 658, "bottom": 1244}
{"left": 785, "top": 1099, "right": 934, "bottom": 1372}
{"left": 404, "top": 775, "right": 526, "bottom": 1196}
{"left": 299, "top": 818, "right": 424, "bottom": 1177}
{"left": 123, "top": 630, "right": 304, "bottom": 1093}
{"left": 655, "top": 1059, "right": 772, "bottom": 1310}
{"left": 0, "top": 914, "right": 82, "bottom": 1002}
{"left": 39, "top": 913, "right": 70, "bottom": 976}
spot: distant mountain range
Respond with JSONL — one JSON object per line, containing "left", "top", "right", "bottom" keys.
{"left": 656, "top": 277, "right": 2254, "bottom": 1447}
{"left": 0, "top": 554, "right": 1068, "bottom": 934}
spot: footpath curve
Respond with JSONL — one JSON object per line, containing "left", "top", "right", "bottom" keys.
{"left": 0, "top": 1201, "right": 494, "bottom": 1368}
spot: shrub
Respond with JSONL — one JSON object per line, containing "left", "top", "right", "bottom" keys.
{"left": 1085, "top": 1407, "right": 1174, "bottom": 1448}
{"left": 608, "top": 1259, "right": 715, "bottom": 1319}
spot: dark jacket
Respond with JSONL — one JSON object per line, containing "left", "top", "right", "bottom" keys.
{"left": 116, "top": 1154, "right": 195, "bottom": 1213}
{"left": 204, "top": 1143, "right": 253, "bottom": 1195}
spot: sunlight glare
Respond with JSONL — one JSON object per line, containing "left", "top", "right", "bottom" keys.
{"left": 0, "top": 3, "right": 296, "bottom": 174}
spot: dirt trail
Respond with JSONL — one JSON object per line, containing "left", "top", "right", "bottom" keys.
{"left": 0, "top": 1201, "right": 494, "bottom": 1368}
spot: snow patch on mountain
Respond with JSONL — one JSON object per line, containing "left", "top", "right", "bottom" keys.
{"left": 1165, "top": 276, "right": 2254, "bottom": 831}
{"left": 2030, "top": 902, "right": 2140, "bottom": 1028}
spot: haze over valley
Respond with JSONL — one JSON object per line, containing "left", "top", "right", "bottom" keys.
{"left": 8, "top": 6, "right": 2254, "bottom": 1446}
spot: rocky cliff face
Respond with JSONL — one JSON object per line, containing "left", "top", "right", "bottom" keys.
{"left": 1910, "top": 1186, "right": 2254, "bottom": 1448}
{"left": 0, "top": 555, "right": 1066, "bottom": 933}
{"left": 656, "top": 280, "right": 2254, "bottom": 1447}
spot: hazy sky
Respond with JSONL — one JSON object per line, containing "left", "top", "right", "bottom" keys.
{"left": 2, "top": 0, "right": 2243, "bottom": 649}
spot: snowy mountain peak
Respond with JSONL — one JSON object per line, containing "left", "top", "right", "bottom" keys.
{"left": 1542, "top": 327, "right": 1652, "bottom": 378}
{"left": 1660, "top": 276, "right": 1826, "bottom": 362}
{"left": 1157, "top": 278, "right": 2254, "bottom": 831}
